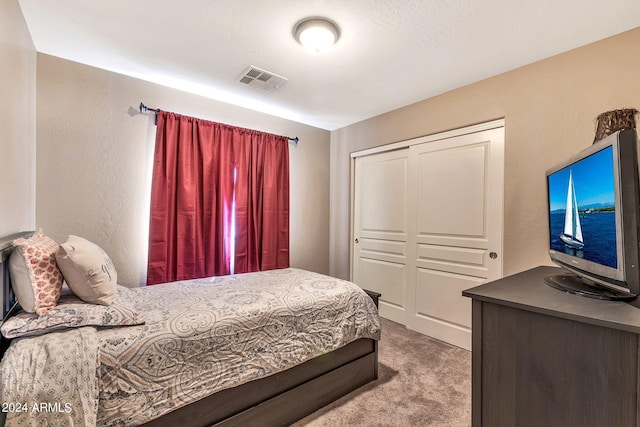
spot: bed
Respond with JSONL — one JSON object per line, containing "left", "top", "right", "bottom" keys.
{"left": 0, "top": 232, "right": 380, "bottom": 426}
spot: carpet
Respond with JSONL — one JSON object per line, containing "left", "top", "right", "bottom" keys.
{"left": 292, "top": 318, "right": 471, "bottom": 426}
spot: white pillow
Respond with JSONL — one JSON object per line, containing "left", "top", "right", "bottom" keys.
{"left": 9, "top": 231, "right": 64, "bottom": 315}
{"left": 55, "top": 235, "right": 117, "bottom": 305}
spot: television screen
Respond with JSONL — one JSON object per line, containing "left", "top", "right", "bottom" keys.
{"left": 545, "top": 128, "right": 640, "bottom": 300}
{"left": 547, "top": 145, "right": 617, "bottom": 270}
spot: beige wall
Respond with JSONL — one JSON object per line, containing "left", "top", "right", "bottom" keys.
{"left": 330, "top": 27, "right": 640, "bottom": 280}
{"left": 0, "top": 0, "right": 36, "bottom": 236}
{"left": 36, "top": 55, "right": 330, "bottom": 286}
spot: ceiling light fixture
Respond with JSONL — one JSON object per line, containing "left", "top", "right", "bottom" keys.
{"left": 293, "top": 17, "right": 340, "bottom": 54}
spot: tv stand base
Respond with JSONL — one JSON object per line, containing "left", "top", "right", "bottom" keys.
{"left": 544, "top": 272, "right": 637, "bottom": 301}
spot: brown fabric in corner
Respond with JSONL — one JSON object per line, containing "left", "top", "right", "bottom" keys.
{"left": 594, "top": 108, "right": 638, "bottom": 142}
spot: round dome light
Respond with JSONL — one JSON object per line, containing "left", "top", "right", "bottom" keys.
{"left": 294, "top": 18, "right": 340, "bottom": 54}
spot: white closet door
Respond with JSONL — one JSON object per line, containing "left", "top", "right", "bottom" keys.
{"left": 351, "top": 122, "right": 504, "bottom": 350}
{"left": 406, "top": 127, "right": 504, "bottom": 350}
{"left": 352, "top": 149, "right": 409, "bottom": 324}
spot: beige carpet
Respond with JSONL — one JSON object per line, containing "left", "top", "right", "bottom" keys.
{"left": 292, "top": 318, "right": 471, "bottom": 426}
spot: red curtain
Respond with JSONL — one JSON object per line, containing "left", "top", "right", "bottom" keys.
{"left": 146, "top": 111, "right": 289, "bottom": 285}
{"left": 234, "top": 132, "right": 290, "bottom": 274}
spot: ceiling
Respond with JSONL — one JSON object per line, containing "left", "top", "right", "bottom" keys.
{"left": 18, "top": 0, "right": 640, "bottom": 131}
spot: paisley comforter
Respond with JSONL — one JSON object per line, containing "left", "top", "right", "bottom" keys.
{"left": 1, "top": 268, "right": 381, "bottom": 426}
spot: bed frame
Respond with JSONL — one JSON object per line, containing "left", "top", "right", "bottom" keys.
{"left": 0, "top": 233, "right": 379, "bottom": 427}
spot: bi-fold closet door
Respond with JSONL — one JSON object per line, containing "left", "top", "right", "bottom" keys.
{"left": 352, "top": 121, "right": 504, "bottom": 350}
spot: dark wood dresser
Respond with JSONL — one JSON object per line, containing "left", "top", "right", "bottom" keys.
{"left": 463, "top": 266, "right": 640, "bottom": 427}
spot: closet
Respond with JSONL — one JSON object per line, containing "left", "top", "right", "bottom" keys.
{"left": 351, "top": 120, "right": 505, "bottom": 350}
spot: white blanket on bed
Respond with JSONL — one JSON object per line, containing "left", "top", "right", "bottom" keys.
{"left": 1, "top": 327, "right": 99, "bottom": 427}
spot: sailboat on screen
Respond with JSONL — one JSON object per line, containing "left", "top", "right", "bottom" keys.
{"left": 559, "top": 170, "right": 585, "bottom": 249}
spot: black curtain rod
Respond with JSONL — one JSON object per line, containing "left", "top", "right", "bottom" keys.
{"left": 139, "top": 102, "right": 299, "bottom": 145}
{"left": 139, "top": 102, "right": 160, "bottom": 113}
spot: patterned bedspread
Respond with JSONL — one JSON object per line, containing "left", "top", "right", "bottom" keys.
{"left": 1, "top": 327, "right": 99, "bottom": 427}
{"left": 2, "top": 268, "right": 380, "bottom": 426}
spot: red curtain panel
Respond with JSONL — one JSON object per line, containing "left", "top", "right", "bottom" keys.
{"left": 234, "top": 131, "right": 290, "bottom": 274}
{"left": 146, "top": 111, "right": 289, "bottom": 285}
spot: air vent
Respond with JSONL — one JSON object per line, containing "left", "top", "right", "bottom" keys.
{"left": 237, "top": 66, "right": 287, "bottom": 92}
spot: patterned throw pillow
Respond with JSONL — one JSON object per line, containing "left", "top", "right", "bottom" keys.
{"left": 0, "top": 286, "right": 145, "bottom": 339}
{"left": 9, "top": 231, "right": 64, "bottom": 315}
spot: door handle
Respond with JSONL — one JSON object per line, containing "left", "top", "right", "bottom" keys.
{"left": 489, "top": 252, "right": 498, "bottom": 259}
{"left": 355, "top": 238, "right": 359, "bottom": 244}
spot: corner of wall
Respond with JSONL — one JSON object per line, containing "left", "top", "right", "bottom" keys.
{"left": 0, "top": 0, "right": 37, "bottom": 236}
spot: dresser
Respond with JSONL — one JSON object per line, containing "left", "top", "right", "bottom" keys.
{"left": 463, "top": 266, "right": 640, "bottom": 427}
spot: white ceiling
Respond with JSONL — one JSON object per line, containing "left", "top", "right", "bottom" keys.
{"left": 18, "top": 0, "right": 640, "bottom": 130}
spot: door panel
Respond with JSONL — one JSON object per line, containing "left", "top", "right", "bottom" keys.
{"left": 353, "top": 149, "right": 409, "bottom": 324}
{"left": 413, "top": 285, "right": 476, "bottom": 349}
{"left": 416, "top": 144, "right": 487, "bottom": 238}
{"left": 358, "top": 258, "right": 406, "bottom": 323}
{"left": 358, "top": 153, "right": 408, "bottom": 241}
{"left": 358, "top": 238, "right": 406, "bottom": 265}
{"left": 414, "top": 267, "right": 483, "bottom": 333}
{"left": 407, "top": 128, "right": 504, "bottom": 350}
{"left": 416, "top": 244, "right": 488, "bottom": 278}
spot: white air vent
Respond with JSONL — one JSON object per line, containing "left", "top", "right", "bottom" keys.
{"left": 237, "top": 66, "right": 287, "bottom": 92}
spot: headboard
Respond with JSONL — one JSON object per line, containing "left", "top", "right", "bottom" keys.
{"left": 0, "top": 231, "right": 34, "bottom": 320}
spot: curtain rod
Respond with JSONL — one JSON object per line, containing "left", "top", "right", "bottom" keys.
{"left": 139, "top": 102, "right": 299, "bottom": 145}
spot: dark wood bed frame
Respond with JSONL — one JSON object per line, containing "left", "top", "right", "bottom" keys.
{"left": 0, "top": 232, "right": 379, "bottom": 427}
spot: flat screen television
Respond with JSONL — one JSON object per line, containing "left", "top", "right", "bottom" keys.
{"left": 545, "top": 128, "right": 640, "bottom": 300}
